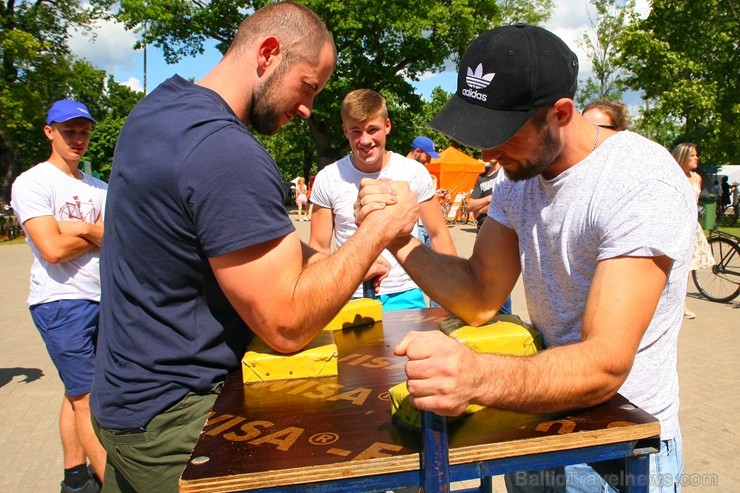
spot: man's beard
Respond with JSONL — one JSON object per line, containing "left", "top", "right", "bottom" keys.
{"left": 249, "top": 63, "right": 289, "bottom": 135}
{"left": 503, "top": 125, "right": 562, "bottom": 182}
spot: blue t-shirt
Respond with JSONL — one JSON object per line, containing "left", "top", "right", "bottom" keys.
{"left": 91, "top": 75, "right": 295, "bottom": 429}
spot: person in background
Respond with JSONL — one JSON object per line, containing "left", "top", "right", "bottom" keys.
{"left": 90, "top": 4, "right": 418, "bottom": 491}
{"left": 295, "top": 176, "right": 309, "bottom": 221}
{"left": 310, "top": 89, "right": 456, "bottom": 310}
{"left": 358, "top": 24, "right": 692, "bottom": 492}
{"left": 720, "top": 176, "right": 731, "bottom": 209}
{"left": 405, "top": 135, "right": 449, "bottom": 308}
{"left": 710, "top": 179, "right": 721, "bottom": 198}
{"left": 582, "top": 99, "right": 630, "bottom": 131}
{"left": 466, "top": 157, "right": 512, "bottom": 314}
{"left": 406, "top": 135, "right": 441, "bottom": 248}
{"left": 407, "top": 135, "right": 440, "bottom": 166}
{"left": 11, "top": 100, "right": 107, "bottom": 493}
{"left": 671, "top": 142, "right": 715, "bottom": 320}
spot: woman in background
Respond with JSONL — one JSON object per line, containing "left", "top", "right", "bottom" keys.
{"left": 295, "top": 176, "right": 309, "bottom": 222}
{"left": 671, "top": 142, "right": 714, "bottom": 319}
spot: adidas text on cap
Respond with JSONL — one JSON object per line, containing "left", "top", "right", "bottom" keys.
{"left": 430, "top": 24, "right": 578, "bottom": 149}
{"left": 47, "top": 100, "right": 97, "bottom": 125}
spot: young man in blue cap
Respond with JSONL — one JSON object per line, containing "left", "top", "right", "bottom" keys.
{"left": 407, "top": 135, "right": 440, "bottom": 166}
{"left": 12, "top": 100, "right": 107, "bottom": 492}
{"left": 358, "top": 24, "right": 692, "bottom": 492}
{"left": 406, "top": 135, "right": 443, "bottom": 246}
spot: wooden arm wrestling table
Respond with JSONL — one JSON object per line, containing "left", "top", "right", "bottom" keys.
{"left": 180, "top": 308, "right": 660, "bottom": 493}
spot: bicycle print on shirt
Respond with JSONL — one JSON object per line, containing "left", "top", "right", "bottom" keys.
{"left": 59, "top": 195, "right": 97, "bottom": 222}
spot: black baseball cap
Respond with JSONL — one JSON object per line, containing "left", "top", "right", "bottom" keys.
{"left": 430, "top": 24, "right": 578, "bottom": 149}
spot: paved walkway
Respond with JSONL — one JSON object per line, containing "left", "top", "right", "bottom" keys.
{"left": 1, "top": 217, "right": 737, "bottom": 491}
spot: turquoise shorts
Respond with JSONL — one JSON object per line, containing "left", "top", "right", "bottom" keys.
{"left": 378, "top": 288, "right": 427, "bottom": 311}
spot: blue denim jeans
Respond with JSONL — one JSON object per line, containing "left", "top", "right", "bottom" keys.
{"left": 504, "top": 433, "right": 683, "bottom": 493}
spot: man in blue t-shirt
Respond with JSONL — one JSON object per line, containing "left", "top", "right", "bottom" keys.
{"left": 90, "top": 4, "right": 418, "bottom": 491}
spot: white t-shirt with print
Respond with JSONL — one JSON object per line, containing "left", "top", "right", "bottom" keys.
{"left": 311, "top": 152, "right": 435, "bottom": 297}
{"left": 489, "top": 131, "right": 695, "bottom": 440}
{"left": 11, "top": 162, "right": 108, "bottom": 305}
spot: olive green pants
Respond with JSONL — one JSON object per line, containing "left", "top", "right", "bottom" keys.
{"left": 92, "top": 389, "right": 219, "bottom": 493}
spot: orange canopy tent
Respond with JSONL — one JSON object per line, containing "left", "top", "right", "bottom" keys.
{"left": 426, "top": 146, "right": 485, "bottom": 199}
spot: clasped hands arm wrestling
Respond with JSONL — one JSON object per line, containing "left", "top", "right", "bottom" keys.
{"left": 355, "top": 177, "right": 673, "bottom": 418}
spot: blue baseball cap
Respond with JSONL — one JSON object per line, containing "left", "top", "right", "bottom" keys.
{"left": 411, "top": 136, "right": 440, "bottom": 158}
{"left": 46, "top": 100, "right": 97, "bottom": 125}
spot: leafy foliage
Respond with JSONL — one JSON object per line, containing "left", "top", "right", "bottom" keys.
{"left": 575, "top": 0, "right": 639, "bottom": 106}
{"left": 103, "top": 0, "right": 551, "bottom": 173}
{"left": 0, "top": 0, "right": 142, "bottom": 203}
{"left": 619, "top": 0, "right": 739, "bottom": 167}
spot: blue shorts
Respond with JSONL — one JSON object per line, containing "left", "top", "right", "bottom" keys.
{"left": 30, "top": 299, "right": 99, "bottom": 397}
{"left": 379, "top": 288, "right": 427, "bottom": 311}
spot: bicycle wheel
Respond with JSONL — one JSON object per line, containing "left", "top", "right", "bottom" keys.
{"left": 692, "top": 237, "right": 740, "bottom": 302}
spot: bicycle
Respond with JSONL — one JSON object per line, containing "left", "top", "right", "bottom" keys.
{"left": 692, "top": 228, "right": 740, "bottom": 302}
{"left": 1, "top": 205, "right": 23, "bottom": 240}
{"left": 715, "top": 201, "right": 738, "bottom": 227}
{"left": 456, "top": 192, "right": 472, "bottom": 224}
{"left": 437, "top": 189, "right": 452, "bottom": 219}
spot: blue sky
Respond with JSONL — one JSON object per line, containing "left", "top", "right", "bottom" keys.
{"left": 69, "top": 0, "right": 649, "bottom": 106}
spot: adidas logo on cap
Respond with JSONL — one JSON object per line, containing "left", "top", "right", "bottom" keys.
{"left": 462, "top": 63, "right": 495, "bottom": 102}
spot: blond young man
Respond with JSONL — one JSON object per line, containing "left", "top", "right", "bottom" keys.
{"left": 309, "top": 89, "right": 456, "bottom": 310}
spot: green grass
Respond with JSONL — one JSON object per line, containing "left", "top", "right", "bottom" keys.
{"left": 718, "top": 225, "right": 740, "bottom": 237}
{"left": 0, "top": 236, "right": 26, "bottom": 245}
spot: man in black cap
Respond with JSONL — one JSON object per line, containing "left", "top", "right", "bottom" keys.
{"left": 357, "top": 24, "right": 693, "bottom": 492}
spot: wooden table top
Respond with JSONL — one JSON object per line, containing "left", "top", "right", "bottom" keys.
{"left": 180, "top": 308, "right": 660, "bottom": 493}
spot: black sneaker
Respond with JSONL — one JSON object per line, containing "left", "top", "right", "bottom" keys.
{"left": 60, "top": 478, "right": 101, "bottom": 493}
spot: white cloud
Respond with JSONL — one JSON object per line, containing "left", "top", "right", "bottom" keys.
{"left": 69, "top": 19, "right": 141, "bottom": 75}
{"left": 546, "top": 0, "right": 595, "bottom": 31}
{"left": 120, "top": 76, "right": 144, "bottom": 93}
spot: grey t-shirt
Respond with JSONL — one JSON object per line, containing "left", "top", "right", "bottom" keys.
{"left": 489, "top": 131, "right": 695, "bottom": 440}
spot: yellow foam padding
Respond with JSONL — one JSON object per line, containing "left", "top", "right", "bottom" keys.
{"left": 390, "top": 314, "right": 542, "bottom": 428}
{"left": 389, "top": 382, "right": 485, "bottom": 429}
{"left": 242, "top": 331, "right": 338, "bottom": 384}
{"left": 322, "top": 298, "right": 383, "bottom": 331}
{"left": 444, "top": 314, "right": 542, "bottom": 356}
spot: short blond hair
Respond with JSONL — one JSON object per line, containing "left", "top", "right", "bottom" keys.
{"left": 341, "top": 89, "right": 388, "bottom": 123}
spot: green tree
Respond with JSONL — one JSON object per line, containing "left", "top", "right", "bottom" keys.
{"left": 83, "top": 75, "right": 144, "bottom": 180}
{"left": 0, "top": 0, "right": 106, "bottom": 202}
{"left": 575, "top": 0, "right": 639, "bottom": 107}
{"left": 105, "top": 0, "right": 551, "bottom": 174}
{"left": 619, "top": 0, "right": 739, "bottom": 167}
